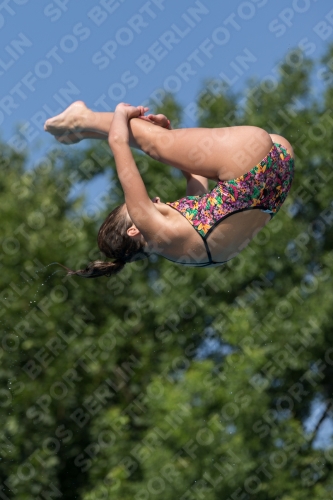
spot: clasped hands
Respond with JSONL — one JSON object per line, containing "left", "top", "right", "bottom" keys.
{"left": 109, "top": 103, "right": 199, "bottom": 186}
{"left": 109, "top": 102, "right": 171, "bottom": 145}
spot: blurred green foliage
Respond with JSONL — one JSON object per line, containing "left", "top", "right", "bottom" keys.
{"left": 1, "top": 46, "right": 333, "bottom": 499}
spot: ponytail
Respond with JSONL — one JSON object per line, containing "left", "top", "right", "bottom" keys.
{"left": 64, "top": 259, "right": 125, "bottom": 279}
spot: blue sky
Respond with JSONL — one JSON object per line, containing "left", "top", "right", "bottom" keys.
{"left": 1, "top": 1, "right": 332, "bottom": 137}
{"left": 1, "top": 0, "right": 332, "bottom": 198}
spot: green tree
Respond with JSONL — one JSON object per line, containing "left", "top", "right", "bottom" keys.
{"left": 1, "top": 45, "right": 333, "bottom": 500}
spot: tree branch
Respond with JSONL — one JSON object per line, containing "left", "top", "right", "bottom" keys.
{"left": 308, "top": 400, "right": 332, "bottom": 446}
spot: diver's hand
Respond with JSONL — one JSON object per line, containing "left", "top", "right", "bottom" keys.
{"left": 114, "top": 103, "right": 149, "bottom": 120}
{"left": 138, "top": 113, "right": 171, "bottom": 129}
{"left": 109, "top": 103, "right": 148, "bottom": 145}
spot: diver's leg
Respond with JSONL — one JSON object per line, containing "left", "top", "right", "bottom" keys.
{"left": 136, "top": 125, "right": 274, "bottom": 180}
{"left": 44, "top": 102, "right": 273, "bottom": 180}
{"left": 44, "top": 101, "right": 169, "bottom": 148}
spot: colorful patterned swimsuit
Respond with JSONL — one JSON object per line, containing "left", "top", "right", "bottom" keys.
{"left": 165, "top": 143, "right": 294, "bottom": 267}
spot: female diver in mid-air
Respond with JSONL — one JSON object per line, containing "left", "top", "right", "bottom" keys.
{"left": 44, "top": 101, "right": 294, "bottom": 277}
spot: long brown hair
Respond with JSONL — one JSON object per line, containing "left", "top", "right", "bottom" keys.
{"left": 65, "top": 204, "right": 147, "bottom": 278}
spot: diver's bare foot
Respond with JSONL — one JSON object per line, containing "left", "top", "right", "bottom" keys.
{"left": 44, "top": 101, "right": 93, "bottom": 137}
